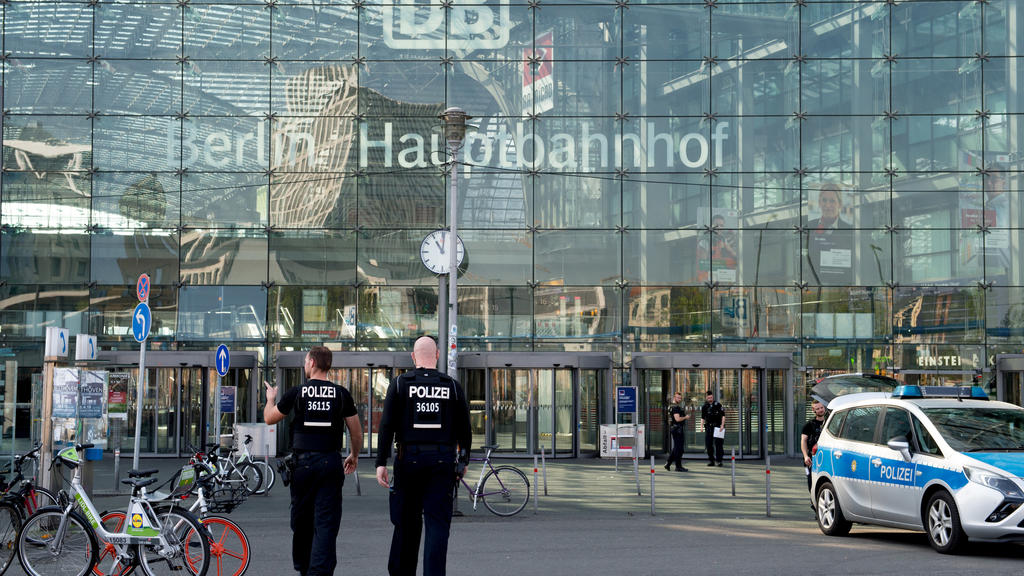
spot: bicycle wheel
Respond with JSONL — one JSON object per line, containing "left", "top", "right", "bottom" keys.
{"left": 94, "top": 511, "right": 135, "bottom": 576}
{"left": 138, "top": 508, "right": 209, "bottom": 576}
{"left": 250, "top": 461, "right": 275, "bottom": 495}
{"left": 18, "top": 507, "right": 99, "bottom": 576}
{"left": 200, "top": 516, "right": 249, "bottom": 576}
{"left": 0, "top": 501, "right": 22, "bottom": 576}
{"left": 24, "top": 487, "right": 59, "bottom": 517}
{"left": 480, "top": 466, "right": 530, "bottom": 517}
{"left": 232, "top": 464, "right": 262, "bottom": 496}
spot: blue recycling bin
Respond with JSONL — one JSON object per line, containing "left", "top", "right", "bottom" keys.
{"left": 82, "top": 448, "right": 103, "bottom": 496}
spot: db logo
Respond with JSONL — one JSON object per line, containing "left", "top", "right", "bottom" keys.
{"left": 131, "top": 513, "right": 144, "bottom": 529}
{"left": 383, "top": 0, "right": 510, "bottom": 50}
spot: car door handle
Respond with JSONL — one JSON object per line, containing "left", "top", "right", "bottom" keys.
{"left": 834, "top": 450, "right": 843, "bottom": 458}
{"left": 871, "top": 458, "right": 882, "bottom": 466}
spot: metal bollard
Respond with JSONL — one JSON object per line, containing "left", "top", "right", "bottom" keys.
{"left": 540, "top": 444, "right": 548, "bottom": 496}
{"left": 533, "top": 456, "right": 539, "bottom": 515}
{"left": 730, "top": 448, "right": 736, "bottom": 496}
{"left": 633, "top": 443, "right": 641, "bottom": 496}
{"left": 765, "top": 455, "right": 771, "bottom": 517}
{"left": 650, "top": 456, "right": 656, "bottom": 516}
{"left": 113, "top": 448, "right": 121, "bottom": 494}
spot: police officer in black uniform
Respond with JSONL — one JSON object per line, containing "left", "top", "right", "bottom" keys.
{"left": 264, "top": 345, "right": 362, "bottom": 576}
{"left": 665, "top": 392, "right": 690, "bottom": 472}
{"left": 700, "top": 390, "right": 726, "bottom": 466}
{"left": 375, "top": 336, "right": 471, "bottom": 576}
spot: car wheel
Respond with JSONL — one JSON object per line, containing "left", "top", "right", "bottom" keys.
{"left": 925, "top": 491, "right": 966, "bottom": 554}
{"left": 816, "top": 481, "right": 852, "bottom": 536}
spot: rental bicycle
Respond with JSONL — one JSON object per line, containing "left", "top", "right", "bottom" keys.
{"left": 99, "top": 461, "right": 249, "bottom": 576}
{"left": 17, "top": 443, "right": 210, "bottom": 576}
{"left": 1, "top": 445, "right": 60, "bottom": 575}
{"left": 199, "top": 444, "right": 262, "bottom": 496}
{"left": 458, "top": 444, "right": 529, "bottom": 517}
{"left": 238, "top": 435, "right": 274, "bottom": 495}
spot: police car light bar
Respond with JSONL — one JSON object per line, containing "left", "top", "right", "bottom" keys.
{"left": 891, "top": 385, "right": 989, "bottom": 400}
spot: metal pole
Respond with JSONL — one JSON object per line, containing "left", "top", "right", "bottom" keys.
{"left": 133, "top": 342, "right": 147, "bottom": 471}
{"left": 540, "top": 444, "right": 548, "bottom": 496}
{"left": 766, "top": 455, "right": 772, "bottom": 517}
{"left": 39, "top": 359, "right": 55, "bottom": 492}
{"left": 650, "top": 455, "right": 656, "bottom": 516}
{"left": 633, "top": 438, "right": 640, "bottom": 496}
{"left": 731, "top": 447, "right": 736, "bottom": 496}
{"left": 533, "top": 456, "right": 539, "bottom": 514}
{"left": 438, "top": 275, "right": 448, "bottom": 374}
{"left": 446, "top": 127, "right": 460, "bottom": 377}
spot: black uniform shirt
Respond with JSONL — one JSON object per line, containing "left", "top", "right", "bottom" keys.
{"left": 669, "top": 405, "right": 685, "bottom": 432}
{"left": 802, "top": 417, "right": 825, "bottom": 453}
{"left": 375, "top": 368, "right": 472, "bottom": 468}
{"left": 276, "top": 378, "right": 357, "bottom": 452}
{"left": 701, "top": 401, "right": 725, "bottom": 428}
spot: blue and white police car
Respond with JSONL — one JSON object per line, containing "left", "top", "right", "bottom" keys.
{"left": 811, "top": 385, "right": 1024, "bottom": 553}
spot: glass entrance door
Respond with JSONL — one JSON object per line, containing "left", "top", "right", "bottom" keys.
{"left": 490, "top": 368, "right": 531, "bottom": 453}
{"left": 327, "top": 366, "right": 390, "bottom": 455}
{"left": 1003, "top": 372, "right": 1023, "bottom": 406}
{"left": 483, "top": 364, "right": 588, "bottom": 456}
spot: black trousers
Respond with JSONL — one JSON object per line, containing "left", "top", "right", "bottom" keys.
{"left": 290, "top": 451, "right": 345, "bottom": 576}
{"left": 667, "top": 428, "right": 685, "bottom": 469}
{"left": 704, "top": 426, "right": 724, "bottom": 463}
{"left": 388, "top": 448, "right": 457, "bottom": 576}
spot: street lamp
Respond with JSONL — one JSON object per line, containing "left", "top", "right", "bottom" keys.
{"left": 440, "top": 107, "right": 471, "bottom": 376}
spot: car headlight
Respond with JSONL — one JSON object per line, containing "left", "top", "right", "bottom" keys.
{"left": 964, "top": 466, "right": 1024, "bottom": 498}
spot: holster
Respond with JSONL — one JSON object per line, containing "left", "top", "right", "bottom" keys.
{"left": 277, "top": 453, "right": 297, "bottom": 487}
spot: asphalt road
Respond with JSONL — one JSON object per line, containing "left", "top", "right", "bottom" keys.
{"left": 6, "top": 456, "right": 1024, "bottom": 575}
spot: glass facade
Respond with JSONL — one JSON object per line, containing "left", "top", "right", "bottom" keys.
{"left": 3, "top": 0, "right": 1024, "bottom": 454}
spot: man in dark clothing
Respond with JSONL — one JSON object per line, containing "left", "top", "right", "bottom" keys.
{"left": 375, "top": 336, "right": 472, "bottom": 576}
{"left": 801, "top": 399, "right": 827, "bottom": 491}
{"left": 700, "top": 391, "right": 726, "bottom": 466}
{"left": 664, "top": 392, "right": 690, "bottom": 472}
{"left": 264, "top": 346, "right": 362, "bottom": 576}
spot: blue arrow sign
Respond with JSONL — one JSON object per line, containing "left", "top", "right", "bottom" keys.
{"left": 216, "top": 344, "right": 230, "bottom": 377}
{"left": 132, "top": 302, "right": 151, "bottom": 343}
{"left": 58, "top": 330, "right": 67, "bottom": 355}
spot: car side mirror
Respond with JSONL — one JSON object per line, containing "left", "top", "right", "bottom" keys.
{"left": 887, "top": 435, "right": 912, "bottom": 462}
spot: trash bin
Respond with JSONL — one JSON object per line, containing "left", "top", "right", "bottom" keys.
{"left": 82, "top": 447, "right": 103, "bottom": 497}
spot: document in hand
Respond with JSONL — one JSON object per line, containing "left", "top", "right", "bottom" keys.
{"left": 713, "top": 426, "right": 725, "bottom": 439}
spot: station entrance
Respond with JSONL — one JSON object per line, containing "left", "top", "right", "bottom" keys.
{"left": 631, "top": 353, "right": 795, "bottom": 459}
{"left": 996, "top": 355, "right": 1024, "bottom": 406}
{"left": 96, "top": 350, "right": 258, "bottom": 457}
{"left": 275, "top": 351, "right": 612, "bottom": 458}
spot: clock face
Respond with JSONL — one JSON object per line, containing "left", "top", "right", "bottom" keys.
{"left": 420, "top": 231, "right": 465, "bottom": 274}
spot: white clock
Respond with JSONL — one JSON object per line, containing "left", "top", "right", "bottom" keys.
{"left": 420, "top": 230, "right": 465, "bottom": 274}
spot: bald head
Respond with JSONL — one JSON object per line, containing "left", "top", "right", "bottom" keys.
{"left": 412, "top": 336, "right": 439, "bottom": 369}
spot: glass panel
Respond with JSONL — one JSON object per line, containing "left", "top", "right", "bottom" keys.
{"left": 893, "top": 1, "right": 981, "bottom": 58}
{"left": 95, "top": 3, "right": 182, "bottom": 60}
{"left": 329, "top": 368, "right": 368, "bottom": 453}
{"left": 273, "top": 4, "right": 358, "bottom": 60}
{"left": 462, "top": 369, "right": 487, "bottom": 452}
{"left": 5, "top": 3, "right": 93, "bottom": 58}
{"left": 357, "top": 286, "right": 434, "bottom": 344}
{"left": 579, "top": 369, "right": 600, "bottom": 453}
{"left": 534, "top": 231, "right": 620, "bottom": 285}
{"left": 183, "top": 5, "right": 269, "bottom": 60}
{"left": 537, "top": 369, "right": 552, "bottom": 454}
{"left": 802, "top": 286, "right": 890, "bottom": 340}
{"left": 454, "top": 231, "right": 532, "bottom": 286}
{"left": 269, "top": 231, "right": 356, "bottom": 286}
{"left": 553, "top": 369, "right": 573, "bottom": 454}
{"left": 674, "top": 369, "right": 709, "bottom": 454}
{"left": 627, "top": 286, "right": 708, "bottom": 345}
{"left": 533, "top": 286, "right": 620, "bottom": 341}
{"left": 987, "top": 288, "right": 1024, "bottom": 345}
{"left": 90, "top": 284, "right": 176, "bottom": 341}
{"left": 4, "top": 60, "right": 93, "bottom": 114}
{"left": 534, "top": 173, "right": 620, "bottom": 229}
{"left": 623, "top": 230, "right": 701, "bottom": 285}
{"left": 93, "top": 173, "right": 180, "bottom": 229}
{"left": 179, "top": 230, "right": 268, "bottom": 285}
{"left": 0, "top": 285, "right": 90, "bottom": 338}
{"left": 892, "top": 287, "right": 985, "bottom": 345}
{"left": 765, "top": 369, "right": 786, "bottom": 455}
{"left": 91, "top": 231, "right": 179, "bottom": 285}
{"left": 457, "top": 286, "right": 532, "bottom": 343}
{"left": 0, "top": 231, "right": 90, "bottom": 285}
{"left": 177, "top": 285, "right": 268, "bottom": 340}
{"left": 182, "top": 172, "right": 268, "bottom": 228}
{"left": 490, "top": 367, "right": 531, "bottom": 453}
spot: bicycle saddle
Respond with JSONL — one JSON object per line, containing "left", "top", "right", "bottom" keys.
{"left": 481, "top": 444, "right": 500, "bottom": 451}
{"left": 121, "top": 476, "right": 158, "bottom": 489}
{"left": 128, "top": 469, "right": 159, "bottom": 478}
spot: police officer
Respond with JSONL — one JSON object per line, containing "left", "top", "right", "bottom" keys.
{"left": 700, "top": 390, "right": 726, "bottom": 466}
{"left": 801, "top": 399, "right": 827, "bottom": 491}
{"left": 264, "top": 345, "right": 362, "bottom": 576}
{"left": 375, "top": 336, "right": 471, "bottom": 576}
{"left": 664, "top": 392, "right": 690, "bottom": 472}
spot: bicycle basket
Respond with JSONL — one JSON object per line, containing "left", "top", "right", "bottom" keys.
{"left": 207, "top": 483, "right": 248, "bottom": 514}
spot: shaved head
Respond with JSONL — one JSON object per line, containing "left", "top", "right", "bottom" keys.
{"left": 412, "top": 336, "right": 439, "bottom": 369}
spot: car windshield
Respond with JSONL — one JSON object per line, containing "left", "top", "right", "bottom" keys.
{"left": 923, "top": 407, "right": 1024, "bottom": 452}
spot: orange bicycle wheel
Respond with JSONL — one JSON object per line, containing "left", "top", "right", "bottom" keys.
{"left": 94, "top": 511, "right": 134, "bottom": 576}
{"left": 200, "top": 516, "right": 249, "bottom": 576}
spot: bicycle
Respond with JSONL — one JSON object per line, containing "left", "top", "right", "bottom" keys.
{"left": 237, "top": 435, "right": 274, "bottom": 495}
{"left": 16, "top": 443, "right": 211, "bottom": 576}
{"left": 0, "top": 445, "right": 60, "bottom": 575}
{"left": 99, "top": 461, "right": 250, "bottom": 576}
{"left": 458, "top": 444, "right": 530, "bottom": 517}
{"left": 200, "top": 444, "right": 263, "bottom": 496}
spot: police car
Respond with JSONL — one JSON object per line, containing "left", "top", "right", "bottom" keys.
{"left": 811, "top": 385, "right": 1024, "bottom": 553}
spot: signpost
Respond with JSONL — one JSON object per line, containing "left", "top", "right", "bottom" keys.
{"left": 132, "top": 275, "right": 150, "bottom": 471}
{"left": 215, "top": 344, "right": 230, "bottom": 378}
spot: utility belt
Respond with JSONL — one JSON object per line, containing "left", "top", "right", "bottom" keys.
{"left": 398, "top": 443, "right": 456, "bottom": 456}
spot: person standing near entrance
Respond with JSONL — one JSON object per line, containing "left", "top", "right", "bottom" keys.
{"left": 701, "top": 391, "right": 726, "bottom": 466}
{"left": 375, "top": 336, "right": 472, "bottom": 576}
{"left": 264, "top": 345, "right": 362, "bottom": 576}
{"left": 665, "top": 392, "right": 690, "bottom": 472}
{"left": 801, "top": 399, "right": 827, "bottom": 491}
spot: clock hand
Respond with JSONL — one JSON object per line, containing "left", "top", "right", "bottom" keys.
{"left": 435, "top": 239, "right": 445, "bottom": 254}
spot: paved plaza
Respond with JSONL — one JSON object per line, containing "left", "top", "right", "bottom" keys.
{"left": 8, "top": 455, "right": 1024, "bottom": 575}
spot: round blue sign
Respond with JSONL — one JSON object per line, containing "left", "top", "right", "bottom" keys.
{"left": 216, "top": 344, "right": 230, "bottom": 377}
{"left": 132, "top": 302, "right": 151, "bottom": 343}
